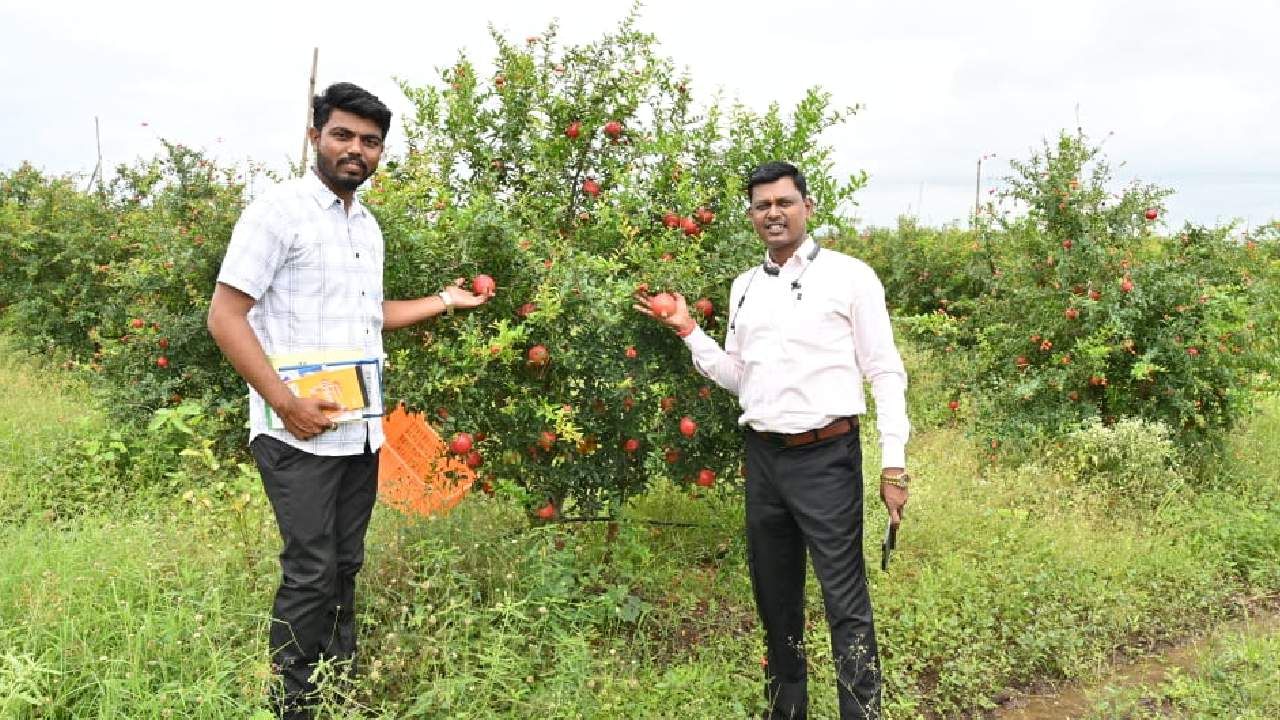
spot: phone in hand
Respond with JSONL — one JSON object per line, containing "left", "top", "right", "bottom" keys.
{"left": 880, "top": 519, "right": 899, "bottom": 571}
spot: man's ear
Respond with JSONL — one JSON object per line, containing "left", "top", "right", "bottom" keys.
{"left": 307, "top": 127, "right": 320, "bottom": 148}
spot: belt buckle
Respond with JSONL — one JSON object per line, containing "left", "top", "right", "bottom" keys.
{"left": 810, "top": 417, "right": 851, "bottom": 445}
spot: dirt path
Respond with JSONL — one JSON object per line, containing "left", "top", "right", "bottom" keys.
{"left": 993, "top": 602, "right": 1280, "bottom": 719}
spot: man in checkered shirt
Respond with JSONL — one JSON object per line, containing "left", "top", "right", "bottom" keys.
{"left": 208, "top": 82, "right": 494, "bottom": 719}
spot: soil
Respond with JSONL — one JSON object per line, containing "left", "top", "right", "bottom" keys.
{"left": 992, "top": 598, "right": 1280, "bottom": 719}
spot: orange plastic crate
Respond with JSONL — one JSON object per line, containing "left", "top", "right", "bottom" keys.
{"left": 378, "top": 404, "right": 474, "bottom": 516}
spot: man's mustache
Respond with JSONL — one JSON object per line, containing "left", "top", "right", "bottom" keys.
{"left": 338, "top": 156, "right": 368, "bottom": 172}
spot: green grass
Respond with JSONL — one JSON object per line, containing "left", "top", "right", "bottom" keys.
{"left": 0, "top": 516, "right": 271, "bottom": 716}
{"left": 1, "top": 340, "right": 1278, "bottom": 718}
{"left": 0, "top": 339, "right": 113, "bottom": 520}
{"left": 867, "top": 413, "right": 1280, "bottom": 717}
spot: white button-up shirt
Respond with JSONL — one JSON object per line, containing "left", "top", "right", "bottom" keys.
{"left": 684, "top": 238, "right": 910, "bottom": 469}
{"left": 216, "top": 170, "right": 385, "bottom": 456}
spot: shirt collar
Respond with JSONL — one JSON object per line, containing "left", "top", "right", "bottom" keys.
{"left": 763, "top": 236, "right": 817, "bottom": 272}
{"left": 304, "top": 168, "right": 367, "bottom": 218}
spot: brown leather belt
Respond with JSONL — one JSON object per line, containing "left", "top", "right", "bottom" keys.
{"left": 755, "top": 416, "right": 858, "bottom": 448}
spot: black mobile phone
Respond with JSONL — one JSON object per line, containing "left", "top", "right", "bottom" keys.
{"left": 880, "top": 520, "right": 898, "bottom": 571}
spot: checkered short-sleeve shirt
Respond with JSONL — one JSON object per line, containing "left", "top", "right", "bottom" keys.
{"left": 216, "top": 170, "right": 385, "bottom": 456}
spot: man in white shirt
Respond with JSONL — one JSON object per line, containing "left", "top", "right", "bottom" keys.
{"left": 207, "top": 82, "right": 493, "bottom": 719}
{"left": 636, "top": 161, "right": 909, "bottom": 719}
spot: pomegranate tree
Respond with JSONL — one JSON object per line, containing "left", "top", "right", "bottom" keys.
{"left": 370, "top": 17, "right": 864, "bottom": 513}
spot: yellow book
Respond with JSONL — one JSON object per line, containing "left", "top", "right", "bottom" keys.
{"left": 287, "top": 365, "right": 369, "bottom": 416}
{"left": 264, "top": 353, "right": 384, "bottom": 431}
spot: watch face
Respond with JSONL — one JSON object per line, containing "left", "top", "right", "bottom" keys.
{"left": 881, "top": 473, "right": 909, "bottom": 488}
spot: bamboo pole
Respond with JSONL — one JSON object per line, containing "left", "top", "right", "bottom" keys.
{"left": 299, "top": 47, "right": 319, "bottom": 176}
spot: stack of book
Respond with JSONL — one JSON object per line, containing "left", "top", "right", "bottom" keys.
{"left": 265, "top": 353, "right": 384, "bottom": 431}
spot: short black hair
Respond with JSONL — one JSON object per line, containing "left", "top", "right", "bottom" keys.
{"left": 313, "top": 82, "right": 392, "bottom": 139}
{"left": 745, "top": 161, "right": 808, "bottom": 200}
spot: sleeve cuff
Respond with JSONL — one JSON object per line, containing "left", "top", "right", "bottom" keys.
{"left": 682, "top": 325, "right": 721, "bottom": 357}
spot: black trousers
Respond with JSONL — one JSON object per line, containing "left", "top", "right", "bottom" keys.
{"left": 744, "top": 424, "right": 881, "bottom": 720}
{"left": 250, "top": 435, "right": 380, "bottom": 719}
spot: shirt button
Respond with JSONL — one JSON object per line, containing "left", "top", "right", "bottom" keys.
{"left": 355, "top": 252, "right": 361, "bottom": 259}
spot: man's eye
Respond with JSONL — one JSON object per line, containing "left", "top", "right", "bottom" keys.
{"left": 362, "top": 137, "right": 383, "bottom": 149}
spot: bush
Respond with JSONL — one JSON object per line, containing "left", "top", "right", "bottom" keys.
{"left": 1045, "top": 417, "right": 1184, "bottom": 506}
{"left": 86, "top": 144, "right": 251, "bottom": 428}
{"left": 372, "top": 14, "right": 866, "bottom": 513}
{"left": 831, "top": 217, "right": 987, "bottom": 320}
{"left": 0, "top": 163, "right": 118, "bottom": 354}
{"left": 967, "top": 130, "right": 1277, "bottom": 464}
{"left": 0, "top": 146, "right": 253, "bottom": 450}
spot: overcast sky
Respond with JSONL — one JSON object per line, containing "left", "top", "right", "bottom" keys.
{"left": 3, "top": 0, "right": 1277, "bottom": 229}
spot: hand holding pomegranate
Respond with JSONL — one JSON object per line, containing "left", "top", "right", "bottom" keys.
{"left": 443, "top": 276, "right": 496, "bottom": 309}
{"left": 632, "top": 290, "right": 696, "bottom": 335}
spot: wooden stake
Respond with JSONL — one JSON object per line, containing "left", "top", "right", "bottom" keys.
{"left": 300, "top": 47, "right": 319, "bottom": 176}
{"left": 973, "top": 156, "right": 983, "bottom": 225}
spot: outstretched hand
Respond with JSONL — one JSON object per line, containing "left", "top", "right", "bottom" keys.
{"left": 632, "top": 290, "right": 696, "bottom": 334}
{"left": 446, "top": 277, "right": 495, "bottom": 309}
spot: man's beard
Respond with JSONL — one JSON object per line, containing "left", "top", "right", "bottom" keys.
{"left": 317, "top": 153, "right": 370, "bottom": 193}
